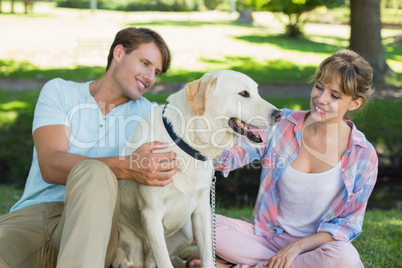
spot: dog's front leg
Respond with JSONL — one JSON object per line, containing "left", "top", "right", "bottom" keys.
{"left": 142, "top": 208, "right": 174, "bottom": 268}
{"left": 192, "top": 202, "right": 214, "bottom": 267}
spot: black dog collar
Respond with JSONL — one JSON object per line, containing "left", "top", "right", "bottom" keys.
{"left": 162, "top": 104, "right": 208, "bottom": 162}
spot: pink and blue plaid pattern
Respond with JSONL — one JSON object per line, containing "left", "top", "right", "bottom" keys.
{"left": 216, "top": 109, "right": 378, "bottom": 241}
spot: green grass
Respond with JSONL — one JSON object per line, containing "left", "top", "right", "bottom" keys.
{"left": 0, "top": 90, "right": 38, "bottom": 185}
{"left": 0, "top": 59, "right": 106, "bottom": 81}
{"left": 0, "top": 185, "right": 23, "bottom": 214}
{"left": 217, "top": 205, "right": 401, "bottom": 268}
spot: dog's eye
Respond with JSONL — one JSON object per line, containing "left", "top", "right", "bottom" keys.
{"left": 239, "top": 91, "right": 250, "bottom": 98}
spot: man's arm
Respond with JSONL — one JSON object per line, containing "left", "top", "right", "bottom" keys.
{"left": 34, "top": 125, "right": 178, "bottom": 186}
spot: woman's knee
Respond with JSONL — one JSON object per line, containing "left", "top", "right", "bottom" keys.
{"left": 321, "top": 241, "right": 362, "bottom": 267}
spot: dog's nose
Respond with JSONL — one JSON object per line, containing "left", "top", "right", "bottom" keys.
{"left": 271, "top": 109, "right": 283, "bottom": 123}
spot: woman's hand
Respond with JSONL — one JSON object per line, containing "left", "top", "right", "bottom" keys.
{"left": 263, "top": 240, "right": 302, "bottom": 268}
{"left": 264, "top": 232, "right": 336, "bottom": 268}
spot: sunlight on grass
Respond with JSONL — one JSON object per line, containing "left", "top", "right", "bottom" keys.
{"left": 0, "top": 101, "right": 29, "bottom": 111}
{"left": 0, "top": 111, "right": 18, "bottom": 125}
{"left": 290, "top": 104, "right": 302, "bottom": 111}
{"left": 389, "top": 218, "right": 402, "bottom": 226}
{"left": 0, "top": 101, "right": 30, "bottom": 126}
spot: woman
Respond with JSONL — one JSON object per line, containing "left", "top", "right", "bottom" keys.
{"left": 187, "top": 49, "right": 377, "bottom": 268}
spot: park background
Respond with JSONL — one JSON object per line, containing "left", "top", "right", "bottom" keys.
{"left": 0, "top": 0, "right": 401, "bottom": 266}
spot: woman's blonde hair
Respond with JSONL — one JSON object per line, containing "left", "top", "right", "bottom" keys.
{"left": 313, "top": 49, "right": 375, "bottom": 118}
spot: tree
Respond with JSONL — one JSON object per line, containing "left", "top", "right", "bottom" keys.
{"left": 237, "top": 0, "right": 344, "bottom": 37}
{"left": 23, "top": 0, "right": 34, "bottom": 14}
{"left": 236, "top": 0, "right": 257, "bottom": 23}
{"left": 349, "top": 0, "right": 395, "bottom": 82}
{"left": 261, "top": 0, "right": 323, "bottom": 37}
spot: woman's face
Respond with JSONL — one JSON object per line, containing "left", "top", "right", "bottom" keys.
{"left": 310, "top": 75, "right": 362, "bottom": 123}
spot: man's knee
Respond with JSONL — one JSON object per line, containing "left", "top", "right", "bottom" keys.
{"left": 69, "top": 160, "right": 117, "bottom": 187}
{"left": 66, "top": 160, "right": 118, "bottom": 202}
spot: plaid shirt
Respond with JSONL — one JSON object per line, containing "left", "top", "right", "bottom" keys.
{"left": 216, "top": 109, "right": 378, "bottom": 241}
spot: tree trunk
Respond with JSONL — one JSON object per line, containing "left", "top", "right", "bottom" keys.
{"left": 236, "top": 8, "right": 254, "bottom": 24}
{"left": 349, "top": 0, "right": 394, "bottom": 82}
{"left": 11, "top": 0, "right": 15, "bottom": 13}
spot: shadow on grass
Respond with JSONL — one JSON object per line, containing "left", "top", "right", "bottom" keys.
{"left": 164, "top": 56, "right": 317, "bottom": 83}
{"left": 383, "top": 35, "right": 402, "bottom": 62}
{"left": 234, "top": 33, "right": 348, "bottom": 54}
{"left": 0, "top": 91, "right": 38, "bottom": 186}
{"left": 0, "top": 57, "right": 318, "bottom": 84}
{"left": 0, "top": 59, "right": 106, "bottom": 81}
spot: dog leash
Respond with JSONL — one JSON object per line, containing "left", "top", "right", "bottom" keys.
{"left": 210, "top": 169, "right": 217, "bottom": 267}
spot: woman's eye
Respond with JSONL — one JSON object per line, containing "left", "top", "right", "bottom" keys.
{"left": 239, "top": 91, "right": 250, "bottom": 98}
{"left": 315, "top": 84, "right": 323, "bottom": 90}
{"left": 332, "top": 94, "right": 340, "bottom": 99}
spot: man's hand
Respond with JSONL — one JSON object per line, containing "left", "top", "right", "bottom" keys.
{"left": 116, "top": 141, "right": 178, "bottom": 186}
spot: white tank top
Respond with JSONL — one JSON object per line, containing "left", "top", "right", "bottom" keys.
{"left": 276, "top": 161, "right": 344, "bottom": 237}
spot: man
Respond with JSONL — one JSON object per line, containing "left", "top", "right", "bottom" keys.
{"left": 0, "top": 27, "right": 178, "bottom": 268}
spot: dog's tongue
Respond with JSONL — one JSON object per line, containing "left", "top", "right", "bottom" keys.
{"left": 248, "top": 125, "right": 267, "bottom": 143}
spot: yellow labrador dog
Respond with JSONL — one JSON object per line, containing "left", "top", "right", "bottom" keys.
{"left": 113, "top": 70, "right": 283, "bottom": 268}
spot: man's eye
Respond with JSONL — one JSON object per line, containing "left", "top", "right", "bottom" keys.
{"left": 239, "top": 91, "right": 250, "bottom": 98}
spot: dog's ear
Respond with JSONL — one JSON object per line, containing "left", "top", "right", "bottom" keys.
{"left": 185, "top": 76, "right": 217, "bottom": 116}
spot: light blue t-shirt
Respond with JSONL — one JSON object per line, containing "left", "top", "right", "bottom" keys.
{"left": 11, "top": 78, "right": 157, "bottom": 211}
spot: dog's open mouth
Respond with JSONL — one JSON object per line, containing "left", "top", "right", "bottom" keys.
{"left": 229, "top": 118, "right": 263, "bottom": 143}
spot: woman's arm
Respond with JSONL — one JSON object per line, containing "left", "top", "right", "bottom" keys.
{"left": 215, "top": 127, "right": 275, "bottom": 177}
{"left": 317, "top": 147, "right": 378, "bottom": 241}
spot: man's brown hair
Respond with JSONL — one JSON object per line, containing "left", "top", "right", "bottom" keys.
{"left": 106, "top": 27, "right": 171, "bottom": 74}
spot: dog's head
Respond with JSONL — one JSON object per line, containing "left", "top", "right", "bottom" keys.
{"left": 184, "top": 70, "right": 283, "bottom": 144}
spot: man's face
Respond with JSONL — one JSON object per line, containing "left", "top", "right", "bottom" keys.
{"left": 113, "top": 42, "right": 163, "bottom": 100}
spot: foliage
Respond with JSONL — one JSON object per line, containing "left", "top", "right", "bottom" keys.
{"left": 260, "top": 0, "right": 344, "bottom": 37}
{"left": 238, "top": 0, "right": 345, "bottom": 37}
{"left": 55, "top": 0, "right": 205, "bottom": 11}
{"left": 204, "top": 0, "right": 222, "bottom": 10}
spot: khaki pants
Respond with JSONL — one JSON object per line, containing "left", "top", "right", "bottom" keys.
{"left": 0, "top": 160, "right": 120, "bottom": 268}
